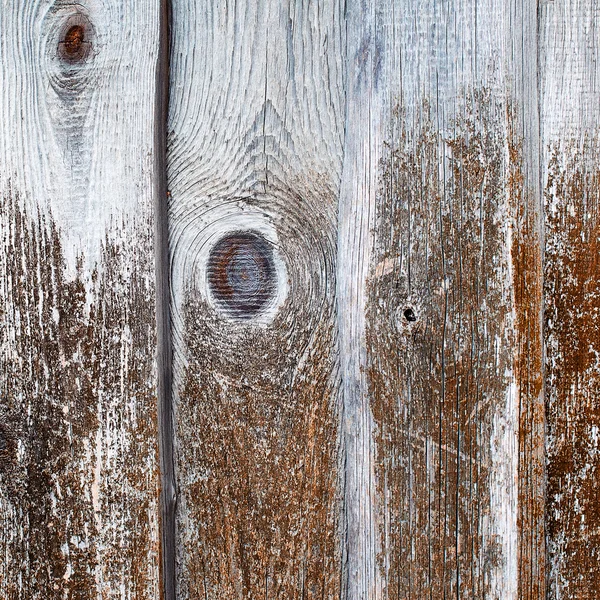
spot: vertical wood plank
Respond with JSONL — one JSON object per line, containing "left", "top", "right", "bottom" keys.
{"left": 0, "top": 2, "right": 161, "bottom": 598}
{"left": 541, "top": 1, "right": 600, "bottom": 596}
{"left": 167, "top": 0, "right": 346, "bottom": 596}
{"left": 343, "top": 0, "right": 544, "bottom": 596}
{"left": 338, "top": 1, "right": 385, "bottom": 597}
{"left": 510, "top": 4, "right": 546, "bottom": 598}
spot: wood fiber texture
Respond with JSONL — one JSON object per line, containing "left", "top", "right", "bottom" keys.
{"left": 0, "top": 2, "right": 161, "bottom": 598}
{"left": 5, "top": 0, "right": 599, "bottom": 597}
{"left": 166, "top": 0, "right": 549, "bottom": 597}
{"left": 541, "top": 1, "right": 600, "bottom": 596}
{"left": 167, "top": 0, "right": 345, "bottom": 597}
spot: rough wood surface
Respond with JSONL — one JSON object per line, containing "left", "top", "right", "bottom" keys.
{"left": 167, "top": 0, "right": 345, "bottom": 597}
{"left": 7, "top": 1, "right": 598, "bottom": 596}
{"left": 541, "top": 1, "right": 600, "bottom": 596}
{"left": 0, "top": 2, "right": 161, "bottom": 598}
{"left": 354, "top": 1, "right": 544, "bottom": 597}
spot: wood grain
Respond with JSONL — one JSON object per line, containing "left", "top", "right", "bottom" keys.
{"left": 541, "top": 1, "right": 600, "bottom": 596}
{"left": 352, "top": 1, "right": 544, "bottom": 597}
{"left": 338, "top": 1, "right": 385, "bottom": 596}
{"left": 167, "top": 0, "right": 345, "bottom": 597}
{"left": 0, "top": 2, "right": 161, "bottom": 598}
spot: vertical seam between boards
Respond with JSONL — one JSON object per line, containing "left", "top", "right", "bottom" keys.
{"left": 154, "top": 0, "right": 175, "bottom": 598}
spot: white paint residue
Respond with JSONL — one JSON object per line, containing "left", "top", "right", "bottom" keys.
{"left": 92, "top": 426, "right": 102, "bottom": 531}
{"left": 488, "top": 378, "right": 519, "bottom": 599}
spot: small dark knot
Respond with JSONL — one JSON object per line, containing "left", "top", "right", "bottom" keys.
{"left": 403, "top": 308, "right": 417, "bottom": 322}
{"left": 58, "top": 21, "right": 92, "bottom": 63}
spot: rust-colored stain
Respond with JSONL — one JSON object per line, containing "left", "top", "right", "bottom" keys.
{"left": 207, "top": 231, "right": 276, "bottom": 318}
{"left": 508, "top": 119, "right": 546, "bottom": 600}
{"left": 366, "top": 92, "right": 517, "bottom": 597}
{"left": 0, "top": 190, "right": 160, "bottom": 599}
{"left": 63, "top": 26, "right": 85, "bottom": 56}
{"left": 175, "top": 188, "right": 341, "bottom": 598}
{"left": 545, "top": 139, "right": 600, "bottom": 597}
{"left": 58, "top": 18, "right": 92, "bottom": 63}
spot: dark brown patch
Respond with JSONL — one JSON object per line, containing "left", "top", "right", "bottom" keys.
{"left": 0, "top": 190, "right": 160, "bottom": 599}
{"left": 57, "top": 16, "right": 92, "bottom": 64}
{"left": 0, "top": 419, "right": 19, "bottom": 490}
{"left": 366, "top": 92, "right": 513, "bottom": 597}
{"left": 544, "top": 138, "right": 600, "bottom": 597}
{"left": 207, "top": 231, "right": 276, "bottom": 318}
{"left": 63, "top": 26, "right": 84, "bottom": 56}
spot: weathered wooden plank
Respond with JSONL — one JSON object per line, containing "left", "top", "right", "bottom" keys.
{"left": 0, "top": 2, "right": 161, "bottom": 598}
{"left": 342, "top": 0, "right": 544, "bottom": 597}
{"left": 167, "top": 0, "right": 345, "bottom": 596}
{"left": 541, "top": 1, "right": 600, "bottom": 596}
{"left": 338, "top": 2, "right": 385, "bottom": 597}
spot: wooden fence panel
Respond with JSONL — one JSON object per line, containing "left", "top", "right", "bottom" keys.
{"left": 5, "top": 1, "right": 599, "bottom": 597}
{"left": 343, "top": 0, "right": 544, "bottom": 598}
{"left": 167, "top": 0, "right": 345, "bottom": 597}
{"left": 0, "top": 2, "right": 162, "bottom": 598}
{"left": 541, "top": 1, "right": 600, "bottom": 596}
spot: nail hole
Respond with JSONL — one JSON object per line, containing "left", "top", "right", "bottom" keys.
{"left": 403, "top": 308, "right": 417, "bottom": 322}
{"left": 207, "top": 231, "right": 277, "bottom": 319}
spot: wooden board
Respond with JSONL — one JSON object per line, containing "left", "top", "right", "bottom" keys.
{"left": 346, "top": 0, "right": 545, "bottom": 597}
{"left": 541, "top": 0, "right": 600, "bottom": 596}
{"left": 167, "top": 0, "right": 345, "bottom": 597}
{"left": 0, "top": 2, "right": 162, "bottom": 598}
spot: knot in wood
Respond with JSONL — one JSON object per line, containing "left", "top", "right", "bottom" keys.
{"left": 64, "top": 26, "right": 84, "bottom": 55}
{"left": 207, "top": 231, "right": 277, "bottom": 319}
{"left": 403, "top": 308, "right": 417, "bottom": 322}
{"left": 58, "top": 20, "right": 92, "bottom": 63}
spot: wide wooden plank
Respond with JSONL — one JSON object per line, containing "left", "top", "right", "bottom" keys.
{"left": 343, "top": 0, "right": 544, "bottom": 597}
{"left": 541, "top": 1, "right": 600, "bottom": 596}
{"left": 0, "top": 2, "right": 162, "bottom": 598}
{"left": 167, "top": 0, "right": 345, "bottom": 596}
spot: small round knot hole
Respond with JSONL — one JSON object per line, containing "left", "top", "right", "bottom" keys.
{"left": 208, "top": 231, "right": 277, "bottom": 319}
{"left": 64, "top": 26, "right": 84, "bottom": 54}
{"left": 58, "top": 19, "right": 92, "bottom": 63}
{"left": 403, "top": 308, "right": 417, "bottom": 322}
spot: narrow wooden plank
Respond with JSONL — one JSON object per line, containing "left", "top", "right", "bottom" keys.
{"left": 541, "top": 1, "right": 600, "bottom": 596}
{"left": 0, "top": 2, "right": 161, "bottom": 598}
{"left": 510, "top": 4, "right": 547, "bottom": 597}
{"left": 338, "top": 2, "right": 385, "bottom": 596}
{"left": 167, "top": 1, "right": 345, "bottom": 596}
{"left": 342, "top": 0, "right": 544, "bottom": 596}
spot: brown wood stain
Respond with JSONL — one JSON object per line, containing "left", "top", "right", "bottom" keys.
{"left": 366, "top": 92, "right": 517, "bottom": 597}
{"left": 544, "top": 139, "right": 600, "bottom": 597}
{"left": 508, "top": 119, "right": 546, "bottom": 600}
{"left": 0, "top": 190, "right": 160, "bottom": 599}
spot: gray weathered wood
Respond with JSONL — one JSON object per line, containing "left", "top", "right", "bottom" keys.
{"left": 541, "top": 1, "right": 600, "bottom": 596}
{"left": 0, "top": 2, "right": 162, "bottom": 597}
{"left": 337, "top": 1, "right": 385, "bottom": 596}
{"left": 167, "top": 0, "right": 345, "bottom": 596}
